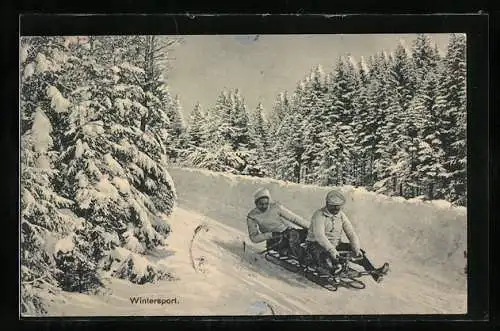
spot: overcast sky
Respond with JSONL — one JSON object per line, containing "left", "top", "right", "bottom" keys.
{"left": 165, "top": 34, "right": 453, "bottom": 120}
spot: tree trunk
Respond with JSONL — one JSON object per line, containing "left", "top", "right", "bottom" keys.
{"left": 428, "top": 182, "right": 434, "bottom": 200}
{"left": 295, "top": 160, "right": 301, "bottom": 183}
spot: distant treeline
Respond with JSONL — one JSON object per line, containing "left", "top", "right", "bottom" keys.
{"left": 178, "top": 34, "right": 466, "bottom": 207}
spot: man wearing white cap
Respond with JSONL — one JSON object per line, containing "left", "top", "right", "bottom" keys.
{"left": 305, "top": 189, "right": 389, "bottom": 282}
{"left": 247, "top": 187, "right": 309, "bottom": 256}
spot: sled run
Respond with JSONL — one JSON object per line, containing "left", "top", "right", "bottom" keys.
{"left": 46, "top": 167, "right": 467, "bottom": 316}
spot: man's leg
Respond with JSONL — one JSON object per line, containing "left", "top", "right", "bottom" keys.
{"left": 336, "top": 243, "right": 389, "bottom": 282}
{"left": 266, "top": 236, "right": 281, "bottom": 251}
{"left": 266, "top": 230, "right": 290, "bottom": 256}
{"left": 305, "top": 242, "right": 337, "bottom": 273}
{"left": 277, "top": 236, "right": 290, "bottom": 256}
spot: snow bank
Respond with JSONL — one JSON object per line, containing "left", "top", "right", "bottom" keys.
{"left": 167, "top": 167, "right": 467, "bottom": 286}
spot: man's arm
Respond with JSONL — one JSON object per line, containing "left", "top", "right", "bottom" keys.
{"left": 247, "top": 215, "right": 273, "bottom": 243}
{"left": 310, "top": 210, "right": 337, "bottom": 253}
{"left": 277, "top": 204, "right": 310, "bottom": 229}
{"left": 341, "top": 212, "right": 361, "bottom": 254}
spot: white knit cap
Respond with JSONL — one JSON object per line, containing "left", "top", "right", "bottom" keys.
{"left": 326, "top": 189, "right": 346, "bottom": 206}
{"left": 254, "top": 187, "right": 271, "bottom": 202}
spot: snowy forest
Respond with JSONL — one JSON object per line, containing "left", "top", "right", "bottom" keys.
{"left": 19, "top": 33, "right": 466, "bottom": 316}
{"left": 177, "top": 34, "right": 467, "bottom": 206}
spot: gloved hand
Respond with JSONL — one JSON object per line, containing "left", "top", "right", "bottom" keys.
{"left": 271, "top": 232, "right": 284, "bottom": 240}
{"left": 328, "top": 248, "right": 339, "bottom": 260}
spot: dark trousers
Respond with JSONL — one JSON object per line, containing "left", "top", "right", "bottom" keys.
{"left": 305, "top": 241, "right": 376, "bottom": 273}
{"left": 266, "top": 228, "right": 308, "bottom": 257}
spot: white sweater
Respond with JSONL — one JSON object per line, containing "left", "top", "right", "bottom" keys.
{"left": 246, "top": 202, "right": 309, "bottom": 243}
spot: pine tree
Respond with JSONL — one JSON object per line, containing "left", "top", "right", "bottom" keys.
{"left": 437, "top": 34, "right": 467, "bottom": 205}
{"left": 184, "top": 89, "right": 256, "bottom": 175}
{"left": 374, "top": 43, "right": 418, "bottom": 196}
{"left": 20, "top": 110, "right": 75, "bottom": 315}
{"left": 272, "top": 110, "right": 307, "bottom": 183}
{"left": 186, "top": 102, "right": 205, "bottom": 148}
{"left": 214, "top": 89, "right": 235, "bottom": 147}
{"left": 228, "top": 89, "right": 253, "bottom": 151}
{"left": 363, "top": 53, "right": 393, "bottom": 193}
{"left": 52, "top": 36, "right": 177, "bottom": 290}
{"left": 183, "top": 104, "right": 223, "bottom": 172}
{"left": 244, "top": 102, "right": 270, "bottom": 177}
{"left": 269, "top": 91, "right": 292, "bottom": 135}
{"left": 170, "top": 95, "right": 187, "bottom": 135}
{"left": 270, "top": 80, "right": 309, "bottom": 183}
{"left": 405, "top": 41, "right": 448, "bottom": 200}
{"left": 320, "top": 58, "right": 358, "bottom": 186}
{"left": 164, "top": 94, "right": 187, "bottom": 163}
{"left": 249, "top": 102, "right": 271, "bottom": 155}
{"left": 20, "top": 36, "right": 78, "bottom": 315}
{"left": 352, "top": 57, "right": 371, "bottom": 186}
{"left": 300, "top": 65, "right": 329, "bottom": 184}
{"left": 20, "top": 36, "right": 74, "bottom": 152}
{"left": 411, "top": 34, "right": 441, "bottom": 89}
{"left": 388, "top": 42, "right": 417, "bottom": 111}
{"left": 133, "top": 36, "right": 183, "bottom": 164}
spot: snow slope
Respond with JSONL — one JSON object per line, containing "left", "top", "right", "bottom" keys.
{"left": 44, "top": 167, "right": 467, "bottom": 316}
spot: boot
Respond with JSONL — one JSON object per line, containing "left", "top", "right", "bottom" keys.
{"left": 371, "top": 262, "right": 389, "bottom": 283}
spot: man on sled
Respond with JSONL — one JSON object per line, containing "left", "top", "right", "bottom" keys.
{"left": 304, "top": 189, "right": 390, "bottom": 282}
{"left": 246, "top": 187, "right": 309, "bottom": 258}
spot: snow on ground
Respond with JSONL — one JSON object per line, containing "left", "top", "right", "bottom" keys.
{"left": 45, "top": 167, "right": 467, "bottom": 316}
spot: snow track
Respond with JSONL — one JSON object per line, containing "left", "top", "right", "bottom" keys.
{"left": 46, "top": 167, "right": 467, "bottom": 316}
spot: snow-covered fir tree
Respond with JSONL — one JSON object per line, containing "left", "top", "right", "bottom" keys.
{"left": 436, "top": 34, "right": 467, "bottom": 205}
{"left": 373, "top": 43, "right": 419, "bottom": 196}
{"left": 248, "top": 102, "right": 267, "bottom": 152}
{"left": 268, "top": 91, "right": 292, "bottom": 135}
{"left": 20, "top": 36, "right": 74, "bottom": 152}
{"left": 271, "top": 109, "right": 307, "bottom": 183}
{"left": 20, "top": 36, "right": 182, "bottom": 306}
{"left": 164, "top": 94, "right": 188, "bottom": 163}
{"left": 54, "top": 36, "right": 178, "bottom": 290}
{"left": 405, "top": 61, "right": 448, "bottom": 199}
{"left": 183, "top": 89, "right": 244, "bottom": 174}
{"left": 355, "top": 53, "right": 391, "bottom": 189}
{"left": 273, "top": 75, "right": 327, "bottom": 184}
{"left": 319, "top": 58, "right": 358, "bottom": 186}
{"left": 299, "top": 65, "right": 330, "bottom": 184}
{"left": 411, "top": 34, "right": 441, "bottom": 89}
{"left": 351, "top": 57, "right": 371, "bottom": 186}
{"left": 227, "top": 89, "right": 254, "bottom": 151}
{"left": 183, "top": 95, "right": 232, "bottom": 172}
{"left": 170, "top": 94, "right": 187, "bottom": 135}
{"left": 245, "top": 102, "right": 271, "bottom": 177}
{"left": 20, "top": 109, "right": 76, "bottom": 315}
{"left": 185, "top": 102, "right": 205, "bottom": 149}
{"left": 20, "top": 36, "right": 80, "bottom": 315}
